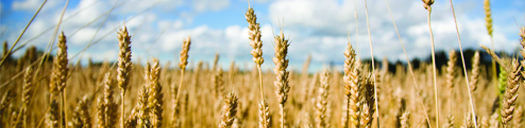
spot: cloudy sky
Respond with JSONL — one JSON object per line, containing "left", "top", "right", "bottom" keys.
{"left": 0, "top": 0, "right": 524, "bottom": 72}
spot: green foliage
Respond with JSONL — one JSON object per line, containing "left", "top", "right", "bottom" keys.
{"left": 497, "top": 65, "right": 507, "bottom": 97}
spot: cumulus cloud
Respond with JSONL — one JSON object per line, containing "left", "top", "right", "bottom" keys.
{"left": 12, "top": 0, "right": 63, "bottom": 12}
{"left": 267, "top": 0, "right": 523, "bottom": 65}
{"left": 2, "top": 0, "right": 524, "bottom": 71}
{"left": 12, "top": 0, "right": 42, "bottom": 11}
{"left": 192, "top": 0, "right": 230, "bottom": 12}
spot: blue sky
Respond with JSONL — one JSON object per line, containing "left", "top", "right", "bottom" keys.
{"left": 0, "top": 0, "right": 524, "bottom": 72}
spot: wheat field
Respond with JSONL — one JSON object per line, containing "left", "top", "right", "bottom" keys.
{"left": 1, "top": 0, "right": 525, "bottom": 128}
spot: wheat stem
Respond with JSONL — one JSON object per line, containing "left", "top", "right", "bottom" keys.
{"left": 363, "top": 0, "right": 380, "bottom": 126}
{"left": 448, "top": 1, "right": 478, "bottom": 127}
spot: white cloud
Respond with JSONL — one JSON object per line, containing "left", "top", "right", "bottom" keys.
{"left": 3, "top": 0, "right": 524, "bottom": 72}
{"left": 192, "top": 0, "right": 230, "bottom": 12}
{"left": 116, "top": 0, "right": 184, "bottom": 14}
{"left": 12, "top": 0, "right": 63, "bottom": 12}
{"left": 12, "top": 0, "right": 42, "bottom": 11}
{"left": 267, "top": 0, "right": 523, "bottom": 64}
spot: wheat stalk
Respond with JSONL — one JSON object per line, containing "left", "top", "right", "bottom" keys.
{"left": 362, "top": 0, "right": 381, "bottom": 126}
{"left": 0, "top": 0, "right": 47, "bottom": 66}
{"left": 219, "top": 91, "right": 239, "bottom": 128}
{"left": 273, "top": 30, "right": 290, "bottom": 128}
{"left": 49, "top": 31, "right": 69, "bottom": 128}
{"left": 246, "top": 6, "right": 268, "bottom": 128}
{"left": 421, "top": 0, "right": 440, "bottom": 126}
{"left": 175, "top": 37, "right": 191, "bottom": 117}
{"left": 97, "top": 72, "right": 118, "bottom": 128}
{"left": 148, "top": 58, "right": 163, "bottom": 128}
{"left": 383, "top": 0, "right": 432, "bottom": 124}
{"left": 463, "top": 113, "right": 479, "bottom": 128}
{"left": 448, "top": 1, "right": 479, "bottom": 126}
{"left": 117, "top": 25, "right": 132, "bottom": 128}
{"left": 342, "top": 41, "right": 357, "bottom": 128}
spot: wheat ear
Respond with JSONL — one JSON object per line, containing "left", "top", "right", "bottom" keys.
{"left": 273, "top": 30, "right": 290, "bottom": 128}
{"left": 70, "top": 96, "right": 91, "bottom": 128}
{"left": 246, "top": 6, "right": 268, "bottom": 128}
{"left": 315, "top": 69, "right": 330, "bottom": 128}
{"left": 342, "top": 41, "right": 357, "bottom": 128}
{"left": 246, "top": 6, "right": 266, "bottom": 97}
{"left": 514, "top": 105, "right": 523, "bottom": 128}
{"left": 444, "top": 114, "right": 455, "bottom": 128}
{"left": 213, "top": 53, "right": 220, "bottom": 72}
{"left": 362, "top": 0, "right": 381, "bottom": 126}
{"left": 463, "top": 113, "right": 479, "bottom": 128}
{"left": 445, "top": 50, "right": 456, "bottom": 89}
{"left": 47, "top": 99, "right": 60, "bottom": 128}
{"left": 117, "top": 25, "right": 132, "bottom": 128}
{"left": 519, "top": 26, "right": 525, "bottom": 58}
{"left": 137, "top": 86, "right": 150, "bottom": 128}
{"left": 174, "top": 36, "right": 191, "bottom": 123}
{"left": 470, "top": 52, "right": 480, "bottom": 92}
{"left": 361, "top": 75, "right": 376, "bottom": 128}
{"left": 219, "top": 91, "right": 239, "bottom": 128}
{"left": 214, "top": 68, "right": 225, "bottom": 98}
{"left": 258, "top": 101, "right": 270, "bottom": 128}
{"left": 22, "top": 66, "right": 33, "bottom": 128}
{"left": 400, "top": 111, "right": 410, "bottom": 128}
{"left": 349, "top": 59, "right": 362, "bottom": 128}
{"left": 501, "top": 59, "right": 521, "bottom": 127}
{"left": 148, "top": 58, "right": 163, "bottom": 128}
{"left": 49, "top": 31, "right": 69, "bottom": 127}
{"left": 484, "top": 0, "right": 498, "bottom": 101}
{"left": 97, "top": 72, "right": 118, "bottom": 128}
